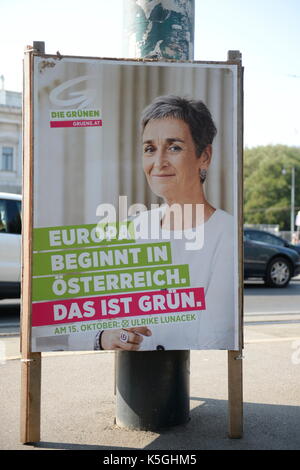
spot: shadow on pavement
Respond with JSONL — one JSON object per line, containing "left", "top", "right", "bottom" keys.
{"left": 33, "top": 442, "right": 133, "bottom": 450}
{"left": 31, "top": 397, "right": 300, "bottom": 450}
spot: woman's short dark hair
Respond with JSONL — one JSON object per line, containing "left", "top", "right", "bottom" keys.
{"left": 141, "top": 95, "right": 217, "bottom": 156}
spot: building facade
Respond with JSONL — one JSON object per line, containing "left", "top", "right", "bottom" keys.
{"left": 0, "top": 78, "right": 22, "bottom": 194}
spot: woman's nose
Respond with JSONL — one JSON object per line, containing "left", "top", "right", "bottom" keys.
{"left": 153, "top": 149, "right": 169, "bottom": 168}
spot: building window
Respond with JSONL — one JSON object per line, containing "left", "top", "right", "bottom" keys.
{"left": 2, "top": 146, "right": 14, "bottom": 171}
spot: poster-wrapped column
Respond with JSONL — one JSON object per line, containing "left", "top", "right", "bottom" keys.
{"left": 123, "top": 0, "right": 194, "bottom": 60}
{"left": 116, "top": 0, "right": 195, "bottom": 430}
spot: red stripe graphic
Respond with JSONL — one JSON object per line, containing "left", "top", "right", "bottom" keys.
{"left": 50, "top": 120, "right": 102, "bottom": 128}
{"left": 32, "top": 288, "right": 206, "bottom": 327}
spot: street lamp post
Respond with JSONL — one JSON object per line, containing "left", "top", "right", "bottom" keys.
{"left": 282, "top": 166, "right": 296, "bottom": 241}
{"left": 291, "top": 166, "right": 295, "bottom": 241}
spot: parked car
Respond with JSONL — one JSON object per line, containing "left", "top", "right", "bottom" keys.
{"left": 244, "top": 228, "right": 300, "bottom": 287}
{"left": 244, "top": 228, "right": 300, "bottom": 255}
{"left": 0, "top": 192, "right": 21, "bottom": 299}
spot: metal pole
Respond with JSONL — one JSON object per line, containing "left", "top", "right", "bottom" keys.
{"left": 115, "top": 0, "right": 194, "bottom": 431}
{"left": 291, "top": 167, "right": 295, "bottom": 241}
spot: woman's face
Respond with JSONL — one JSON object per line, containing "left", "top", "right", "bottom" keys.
{"left": 142, "top": 117, "right": 210, "bottom": 203}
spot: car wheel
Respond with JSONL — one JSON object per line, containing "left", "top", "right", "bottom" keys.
{"left": 265, "top": 257, "right": 291, "bottom": 288}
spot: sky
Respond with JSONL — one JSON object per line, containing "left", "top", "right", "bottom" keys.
{"left": 0, "top": 0, "right": 299, "bottom": 148}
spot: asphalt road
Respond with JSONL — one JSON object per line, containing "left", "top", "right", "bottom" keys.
{"left": 1, "top": 279, "right": 300, "bottom": 450}
{"left": 244, "top": 276, "right": 300, "bottom": 315}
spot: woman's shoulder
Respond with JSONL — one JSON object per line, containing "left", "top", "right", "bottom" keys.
{"left": 206, "top": 209, "right": 234, "bottom": 237}
{"left": 208, "top": 208, "right": 233, "bottom": 224}
{"left": 214, "top": 208, "right": 234, "bottom": 222}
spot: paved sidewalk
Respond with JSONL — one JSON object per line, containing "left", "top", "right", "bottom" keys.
{"left": 1, "top": 323, "right": 300, "bottom": 450}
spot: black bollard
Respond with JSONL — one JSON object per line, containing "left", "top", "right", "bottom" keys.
{"left": 115, "top": 350, "right": 190, "bottom": 430}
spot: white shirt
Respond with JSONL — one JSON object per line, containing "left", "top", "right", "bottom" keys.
{"left": 67, "top": 207, "right": 238, "bottom": 352}
{"left": 133, "top": 207, "right": 238, "bottom": 350}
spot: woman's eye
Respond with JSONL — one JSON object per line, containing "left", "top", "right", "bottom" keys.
{"left": 169, "top": 145, "right": 182, "bottom": 152}
{"left": 144, "top": 146, "right": 155, "bottom": 154}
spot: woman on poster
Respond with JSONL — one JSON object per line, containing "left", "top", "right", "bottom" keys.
{"left": 94, "top": 95, "right": 236, "bottom": 351}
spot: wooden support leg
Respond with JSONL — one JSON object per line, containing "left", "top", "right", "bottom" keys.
{"left": 228, "top": 350, "right": 243, "bottom": 438}
{"left": 20, "top": 352, "right": 42, "bottom": 444}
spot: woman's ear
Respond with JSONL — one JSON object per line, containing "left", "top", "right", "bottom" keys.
{"left": 199, "top": 144, "right": 212, "bottom": 169}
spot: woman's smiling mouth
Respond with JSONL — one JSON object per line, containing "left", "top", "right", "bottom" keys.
{"left": 151, "top": 173, "right": 175, "bottom": 177}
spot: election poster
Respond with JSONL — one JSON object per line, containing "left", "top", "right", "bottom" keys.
{"left": 29, "top": 56, "right": 241, "bottom": 352}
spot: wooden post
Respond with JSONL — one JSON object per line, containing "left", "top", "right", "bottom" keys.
{"left": 20, "top": 43, "right": 44, "bottom": 444}
{"left": 228, "top": 351, "right": 243, "bottom": 438}
{"left": 227, "top": 50, "right": 244, "bottom": 439}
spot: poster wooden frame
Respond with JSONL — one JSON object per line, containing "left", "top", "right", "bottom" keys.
{"left": 20, "top": 45, "right": 244, "bottom": 443}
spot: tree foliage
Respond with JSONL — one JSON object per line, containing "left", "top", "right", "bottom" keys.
{"left": 244, "top": 145, "right": 300, "bottom": 230}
